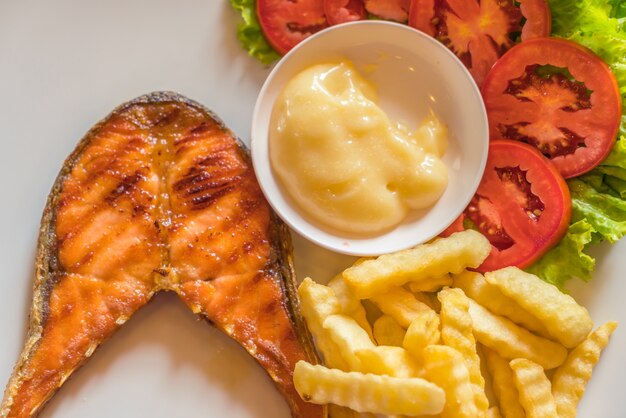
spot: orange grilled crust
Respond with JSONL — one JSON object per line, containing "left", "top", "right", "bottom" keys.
{"left": 0, "top": 92, "right": 323, "bottom": 418}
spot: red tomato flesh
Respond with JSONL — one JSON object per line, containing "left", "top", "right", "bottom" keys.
{"left": 257, "top": 0, "right": 328, "bottom": 55}
{"left": 408, "top": 0, "right": 550, "bottom": 85}
{"left": 482, "top": 38, "right": 622, "bottom": 178}
{"left": 443, "top": 140, "right": 571, "bottom": 272}
{"left": 325, "top": 0, "right": 367, "bottom": 25}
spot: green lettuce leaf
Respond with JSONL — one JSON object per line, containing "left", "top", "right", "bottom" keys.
{"left": 529, "top": 0, "right": 626, "bottom": 288}
{"left": 600, "top": 135, "right": 626, "bottom": 168}
{"left": 611, "top": 0, "right": 626, "bottom": 18}
{"left": 569, "top": 177, "right": 626, "bottom": 243}
{"left": 605, "top": 176, "right": 626, "bottom": 198}
{"left": 229, "top": 0, "right": 280, "bottom": 65}
{"left": 529, "top": 140, "right": 626, "bottom": 288}
{"left": 527, "top": 220, "right": 596, "bottom": 289}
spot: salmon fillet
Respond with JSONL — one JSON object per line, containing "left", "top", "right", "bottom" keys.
{"left": 0, "top": 92, "right": 324, "bottom": 418}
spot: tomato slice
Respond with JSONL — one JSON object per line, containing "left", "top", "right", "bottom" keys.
{"left": 364, "top": 0, "right": 411, "bottom": 22}
{"left": 325, "top": 0, "right": 367, "bottom": 25}
{"left": 442, "top": 140, "right": 571, "bottom": 272}
{"left": 482, "top": 38, "right": 622, "bottom": 178}
{"left": 408, "top": 0, "right": 550, "bottom": 85}
{"left": 257, "top": 0, "right": 328, "bottom": 55}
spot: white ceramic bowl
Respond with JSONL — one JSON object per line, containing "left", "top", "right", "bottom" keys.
{"left": 251, "top": 21, "right": 488, "bottom": 256}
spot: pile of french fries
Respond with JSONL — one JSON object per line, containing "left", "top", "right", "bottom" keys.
{"left": 294, "top": 230, "right": 617, "bottom": 418}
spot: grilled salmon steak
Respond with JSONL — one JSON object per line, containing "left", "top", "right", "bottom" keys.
{"left": 0, "top": 92, "right": 324, "bottom": 418}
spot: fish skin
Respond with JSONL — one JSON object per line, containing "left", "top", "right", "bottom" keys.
{"left": 0, "top": 92, "right": 324, "bottom": 418}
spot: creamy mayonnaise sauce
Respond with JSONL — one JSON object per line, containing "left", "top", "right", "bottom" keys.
{"left": 270, "top": 61, "right": 448, "bottom": 234}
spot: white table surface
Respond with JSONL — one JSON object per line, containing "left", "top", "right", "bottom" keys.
{"left": 0, "top": 1, "right": 624, "bottom": 417}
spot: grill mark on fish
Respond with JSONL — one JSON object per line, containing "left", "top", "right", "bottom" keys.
{"left": 60, "top": 213, "right": 125, "bottom": 268}
{"left": 55, "top": 132, "right": 154, "bottom": 252}
{"left": 263, "top": 299, "right": 280, "bottom": 316}
{"left": 66, "top": 217, "right": 133, "bottom": 272}
{"left": 189, "top": 122, "right": 210, "bottom": 135}
{"left": 175, "top": 125, "right": 226, "bottom": 145}
{"left": 249, "top": 271, "right": 265, "bottom": 286}
{"left": 82, "top": 136, "right": 148, "bottom": 185}
{"left": 170, "top": 191, "right": 265, "bottom": 270}
{"left": 173, "top": 170, "right": 216, "bottom": 192}
{"left": 196, "top": 152, "right": 236, "bottom": 169}
{"left": 175, "top": 122, "right": 221, "bottom": 147}
{"left": 56, "top": 167, "right": 158, "bottom": 265}
{"left": 103, "top": 119, "right": 141, "bottom": 135}
{"left": 184, "top": 177, "right": 239, "bottom": 196}
{"left": 105, "top": 171, "right": 143, "bottom": 204}
{"left": 174, "top": 135, "right": 232, "bottom": 157}
{"left": 56, "top": 183, "right": 156, "bottom": 253}
{"left": 173, "top": 154, "right": 241, "bottom": 188}
{"left": 90, "top": 228, "right": 154, "bottom": 280}
{"left": 153, "top": 107, "right": 181, "bottom": 127}
{"left": 188, "top": 185, "right": 235, "bottom": 210}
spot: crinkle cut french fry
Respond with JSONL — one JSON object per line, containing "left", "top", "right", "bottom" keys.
{"left": 323, "top": 314, "right": 374, "bottom": 371}
{"left": 328, "top": 273, "right": 374, "bottom": 341}
{"left": 297, "top": 278, "right": 350, "bottom": 370}
{"left": 408, "top": 274, "right": 453, "bottom": 293}
{"left": 483, "top": 347, "right": 525, "bottom": 418}
{"left": 323, "top": 313, "right": 419, "bottom": 377}
{"left": 552, "top": 321, "right": 618, "bottom": 418}
{"left": 476, "top": 344, "right": 497, "bottom": 407}
{"left": 423, "top": 345, "right": 480, "bottom": 418}
{"left": 342, "top": 230, "right": 491, "bottom": 298}
{"left": 438, "top": 288, "right": 489, "bottom": 413}
{"left": 293, "top": 361, "right": 445, "bottom": 416}
{"left": 452, "top": 270, "right": 550, "bottom": 337}
{"left": 510, "top": 358, "right": 558, "bottom": 418}
{"left": 402, "top": 312, "right": 440, "bottom": 358}
{"left": 373, "top": 315, "right": 406, "bottom": 347}
{"left": 467, "top": 299, "right": 567, "bottom": 369}
{"left": 412, "top": 291, "right": 441, "bottom": 312}
{"left": 355, "top": 346, "right": 420, "bottom": 378}
{"left": 370, "top": 286, "right": 438, "bottom": 328}
{"left": 361, "top": 299, "right": 383, "bottom": 325}
{"left": 484, "top": 267, "right": 593, "bottom": 348}
{"left": 487, "top": 406, "right": 502, "bottom": 418}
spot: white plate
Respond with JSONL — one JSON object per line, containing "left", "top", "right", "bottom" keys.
{"left": 0, "top": 1, "right": 623, "bottom": 417}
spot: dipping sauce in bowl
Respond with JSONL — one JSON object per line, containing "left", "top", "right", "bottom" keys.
{"left": 251, "top": 21, "right": 489, "bottom": 256}
{"left": 270, "top": 61, "right": 448, "bottom": 234}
